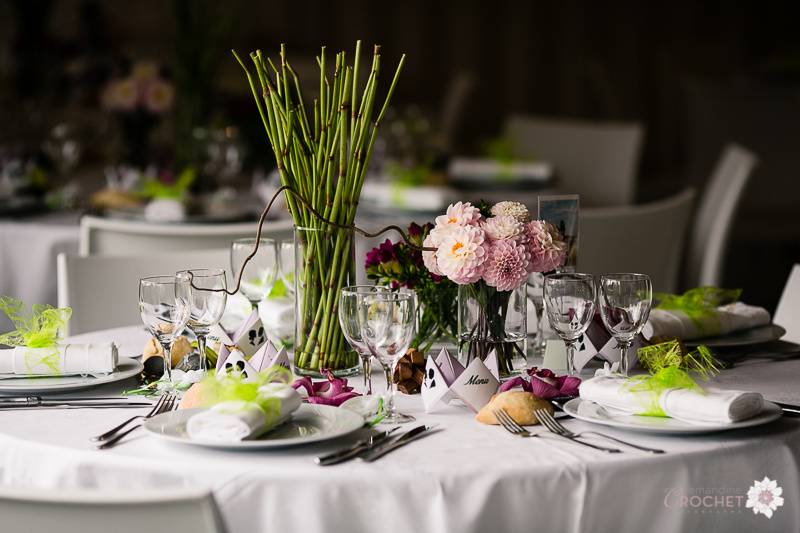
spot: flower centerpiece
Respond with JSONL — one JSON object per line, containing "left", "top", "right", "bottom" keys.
{"left": 365, "top": 222, "right": 458, "bottom": 352}
{"left": 234, "top": 42, "right": 405, "bottom": 376}
{"left": 422, "top": 201, "right": 566, "bottom": 377}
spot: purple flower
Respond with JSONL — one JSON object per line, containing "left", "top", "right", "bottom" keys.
{"left": 378, "top": 239, "right": 396, "bottom": 263}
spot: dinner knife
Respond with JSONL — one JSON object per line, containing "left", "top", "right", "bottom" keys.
{"left": 315, "top": 428, "right": 399, "bottom": 466}
{"left": 774, "top": 401, "right": 800, "bottom": 417}
{"left": 360, "top": 424, "right": 439, "bottom": 462}
{"left": 0, "top": 397, "right": 151, "bottom": 409}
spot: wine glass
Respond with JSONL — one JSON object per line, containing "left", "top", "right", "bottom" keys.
{"left": 339, "top": 285, "right": 391, "bottom": 395}
{"left": 139, "top": 275, "right": 191, "bottom": 388}
{"left": 358, "top": 290, "right": 417, "bottom": 423}
{"left": 230, "top": 238, "right": 277, "bottom": 307}
{"left": 599, "top": 273, "right": 652, "bottom": 376}
{"left": 544, "top": 273, "right": 596, "bottom": 376}
{"left": 175, "top": 269, "right": 228, "bottom": 373}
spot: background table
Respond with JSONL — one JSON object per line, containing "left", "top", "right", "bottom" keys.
{"left": 0, "top": 325, "right": 799, "bottom": 533}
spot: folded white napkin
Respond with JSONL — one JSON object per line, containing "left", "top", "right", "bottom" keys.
{"left": 0, "top": 343, "right": 118, "bottom": 376}
{"left": 579, "top": 375, "right": 764, "bottom": 424}
{"left": 645, "top": 302, "right": 770, "bottom": 341}
{"left": 186, "top": 384, "right": 301, "bottom": 442}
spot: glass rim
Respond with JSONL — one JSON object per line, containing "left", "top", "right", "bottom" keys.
{"left": 176, "top": 268, "right": 226, "bottom": 279}
{"left": 139, "top": 275, "right": 180, "bottom": 285}
{"left": 599, "top": 273, "right": 652, "bottom": 282}
{"left": 545, "top": 272, "right": 595, "bottom": 283}
{"left": 232, "top": 237, "right": 276, "bottom": 245}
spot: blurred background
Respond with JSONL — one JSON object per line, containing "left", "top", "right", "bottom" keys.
{"left": 0, "top": 0, "right": 798, "bottom": 315}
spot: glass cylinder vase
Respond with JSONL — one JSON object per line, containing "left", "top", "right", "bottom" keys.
{"left": 458, "top": 281, "right": 527, "bottom": 378}
{"left": 293, "top": 225, "right": 359, "bottom": 377}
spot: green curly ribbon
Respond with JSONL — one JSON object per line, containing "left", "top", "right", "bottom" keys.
{"left": 654, "top": 286, "right": 742, "bottom": 334}
{"left": 0, "top": 297, "right": 71, "bottom": 375}
{"left": 626, "top": 340, "right": 720, "bottom": 417}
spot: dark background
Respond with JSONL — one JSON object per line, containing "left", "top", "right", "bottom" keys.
{"left": 1, "top": 0, "right": 798, "bottom": 309}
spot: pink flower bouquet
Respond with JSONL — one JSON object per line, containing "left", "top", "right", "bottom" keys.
{"left": 422, "top": 201, "right": 567, "bottom": 376}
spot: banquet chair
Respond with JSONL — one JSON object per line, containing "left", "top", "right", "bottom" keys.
{"left": 577, "top": 188, "right": 696, "bottom": 292}
{"left": 57, "top": 248, "right": 229, "bottom": 335}
{"left": 684, "top": 143, "right": 759, "bottom": 288}
{"left": 0, "top": 486, "right": 227, "bottom": 533}
{"left": 503, "top": 115, "right": 644, "bottom": 206}
{"left": 79, "top": 215, "right": 293, "bottom": 256}
{"left": 774, "top": 264, "right": 800, "bottom": 344}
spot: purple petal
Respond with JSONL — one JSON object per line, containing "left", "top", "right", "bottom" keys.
{"left": 557, "top": 376, "right": 582, "bottom": 397}
{"left": 307, "top": 391, "right": 361, "bottom": 406}
{"left": 498, "top": 376, "right": 530, "bottom": 393}
{"left": 529, "top": 377, "right": 561, "bottom": 399}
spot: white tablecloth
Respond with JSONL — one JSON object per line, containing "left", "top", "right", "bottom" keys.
{"left": 0, "top": 326, "right": 799, "bottom": 533}
{"left": 0, "top": 212, "right": 80, "bottom": 331}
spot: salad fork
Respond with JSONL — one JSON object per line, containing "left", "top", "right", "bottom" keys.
{"left": 535, "top": 409, "right": 665, "bottom": 454}
{"left": 96, "top": 394, "right": 177, "bottom": 450}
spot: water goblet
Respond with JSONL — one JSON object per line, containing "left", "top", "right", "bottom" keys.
{"left": 175, "top": 268, "right": 228, "bottom": 373}
{"left": 544, "top": 273, "right": 597, "bottom": 376}
{"left": 339, "top": 286, "right": 391, "bottom": 395}
{"left": 231, "top": 238, "right": 277, "bottom": 307}
{"left": 358, "top": 290, "right": 417, "bottom": 423}
{"left": 599, "top": 273, "right": 652, "bottom": 376}
{"left": 139, "top": 275, "right": 191, "bottom": 388}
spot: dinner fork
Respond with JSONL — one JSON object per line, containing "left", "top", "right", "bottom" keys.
{"left": 91, "top": 393, "right": 172, "bottom": 442}
{"left": 535, "top": 409, "right": 665, "bottom": 454}
{"left": 96, "top": 395, "right": 177, "bottom": 450}
{"left": 530, "top": 408, "right": 621, "bottom": 453}
{"left": 493, "top": 409, "right": 547, "bottom": 441}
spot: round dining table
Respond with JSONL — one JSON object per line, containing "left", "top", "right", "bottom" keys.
{"left": 0, "top": 325, "right": 798, "bottom": 533}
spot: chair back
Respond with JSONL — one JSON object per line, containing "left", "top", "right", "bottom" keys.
{"left": 79, "top": 215, "right": 293, "bottom": 256}
{"left": 578, "top": 189, "right": 696, "bottom": 292}
{"left": 504, "top": 115, "right": 644, "bottom": 206}
{"left": 0, "top": 486, "right": 227, "bottom": 533}
{"left": 57, "top": 249, "right": 230, "bottom": 335}
{"left": 774, "top": 264, "right": 800, "bottom": 344}
{"left": 685, "top": 143, "right": 758, "bottom": 287}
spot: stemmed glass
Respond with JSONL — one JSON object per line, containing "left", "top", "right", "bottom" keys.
{"left": 599, "top": 273, "right": 652, "bottom": 376}
{"left": 544, "top": 273, "right": 597, "bottom": 376}
{"left": 139, "top": 276, "right": 191, "bottom": 388}
{"left": 230, "top": 238, "right": 278, "bottom": 308}
{"left": 357, "top": 290, "right": 417, "bottom": 423}
{"left": 339, "top": 286, "right": 391, "bottom": 395}
{"left": 175, "top": 269, "right": 228, "bottom": 373}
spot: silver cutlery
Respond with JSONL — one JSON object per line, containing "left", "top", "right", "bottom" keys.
{"left": 494, "top": 409, "right": 548, "bottom": 442}
{"left": 536, "top": 409, "right": 665, "bottom": 454}
{"left": 92, "top": 394, "right": 173, "bottom": 443}
{"left": 360, "top": 424, "right": 438, "bottom": 462}
{"left": 96, "top": 394, "right": 178, "bottom": 450}
{"left": 0, "top": 396, "right": 152, "bottom": 409}
{"left": 534, "top": 409, "right": 622, "bottom": 453}
{"left": 315, "top": 427, "right": 400, "bottom": 466}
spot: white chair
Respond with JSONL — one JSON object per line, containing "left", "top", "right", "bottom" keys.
{"left": 0, "top": 486, "right": 227, "bottom": 533}
{"left": 57, "top": 249, "right": 230, "bottom": 335}
{"left": 774, "top": 264, "right": 800, "bottom": 344}
{"left": 578, "top": 189, "right": 696, "bottom": 292}
{"left": 503, "top": 115, "right": 644, "bottom": 206}
{"left": 685, "top": 143, "right": 758, "bottom": 288}
{"left": 79, "top": 215, "right": 294, "bottom": 256}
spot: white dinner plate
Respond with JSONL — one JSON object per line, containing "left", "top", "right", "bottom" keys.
{"left": 0, "top": 357, "right": 143, "bottom": 394}
{"left": 563, "top": 397, "right": 782, "bottom": 434}
{"left": 684, "top": 324, "right": 786, "bottom": 348}
{"left": 143, "top": 403, "right": 364, "bottom": 450}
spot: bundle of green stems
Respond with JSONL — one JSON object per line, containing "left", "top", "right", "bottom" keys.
{"left": 233, "top": 42, "right": 405, "bottom": 372}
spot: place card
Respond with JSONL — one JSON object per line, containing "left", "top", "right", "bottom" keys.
{"left": 421, "top": 348, "right": 499, "bottom": 413}
{"left": 217, "top": 340, "right": 291, "bottom": 378}
{"left": 231, "top": 309, "right": 268, "bottom": 357}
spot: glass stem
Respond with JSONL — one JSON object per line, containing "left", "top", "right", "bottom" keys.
{"left": 362, "top": 352, "right": 373, "bottom": 395}
{"left": 197, "top": 335, "right": 208, "bottom": 373}
{"left": 619, "top": 342, "right": 631, "bottom": 377}
{"left": 383, "top": 364, "right": 395, "bottom": 417}
{"left": 565, "top": 341, "right": 576, "bottom": 376}
{"left": 161, "top": 343, "right": 173, "bottom": 383}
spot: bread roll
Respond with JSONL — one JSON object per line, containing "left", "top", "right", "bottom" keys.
{"left": 476, "top": 390, "right": 554, "bottom": 426}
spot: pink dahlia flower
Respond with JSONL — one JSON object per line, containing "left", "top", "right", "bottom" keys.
{"left": 526, "top": 220, "right": 567, "bottom": 273}
{"left": 434, "top": 201, "right": 482, "bottom": 229}
{"left": 482, "top": 215, "right": 524, "bottom": 242}
{"left": 422, "top": 233, "right": 443, "bottom": 276}
{"left": 483, "top": 238, "right": 531, "bottom": 291}
{"left": 435, "top": 225, "right": 488, "bottom": 284}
